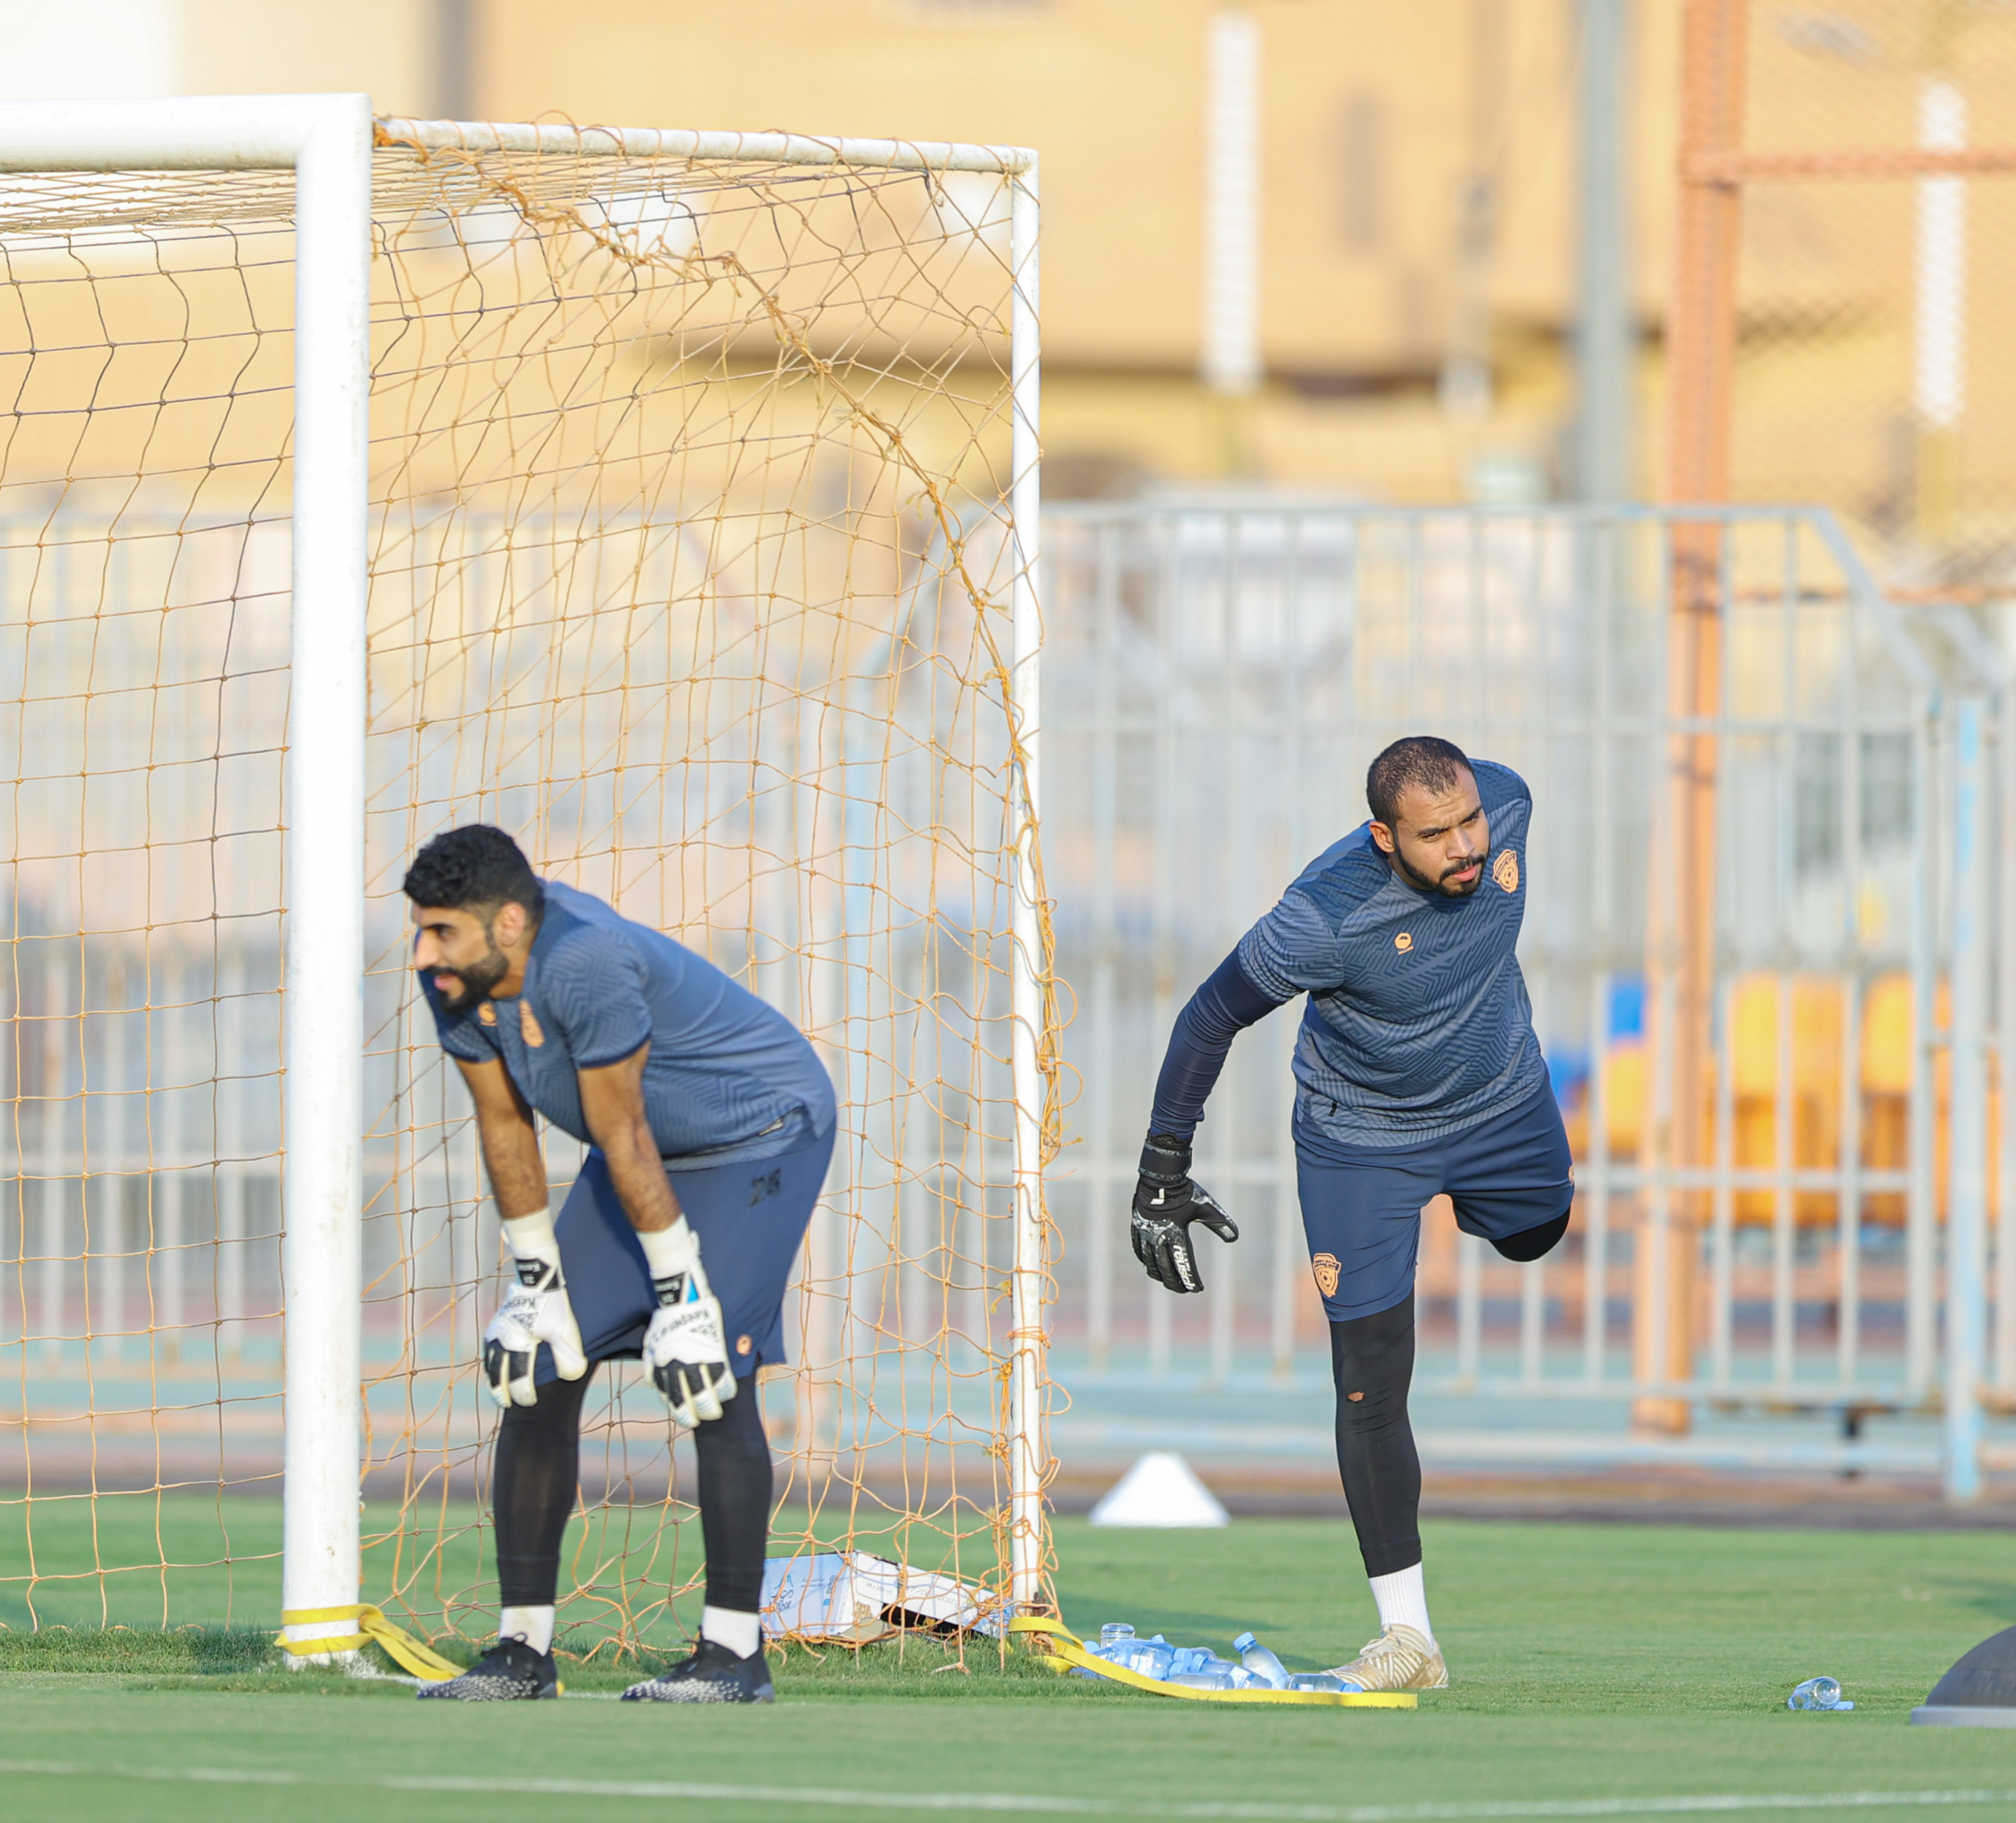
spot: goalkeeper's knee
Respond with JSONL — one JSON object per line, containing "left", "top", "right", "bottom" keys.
{"left": 1489, "top": 1210, "right": 1569, "bottom": 1263}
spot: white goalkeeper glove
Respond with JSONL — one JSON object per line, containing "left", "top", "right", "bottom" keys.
{"left": 483, "top": 1207, "right": 587, "bottom": 1409}
{"left": 640, "top": 1219, "right": 737, "bottom": 1428}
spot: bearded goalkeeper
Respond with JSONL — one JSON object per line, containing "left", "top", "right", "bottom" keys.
{"left": 1132, "top": 736, "right": 1572, "bottom": 1694}
{"left": 404, "top": 825, "right": 835, "bottom": 1704}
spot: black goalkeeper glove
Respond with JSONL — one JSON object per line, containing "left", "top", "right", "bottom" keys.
{"left": 1131, "top": 1133, "right": 1239, "bottom": 1295}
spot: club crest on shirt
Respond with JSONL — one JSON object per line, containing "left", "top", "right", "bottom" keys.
{"left": 1493, "top": 848, "right": 1519, "bottom": 894}
{"left": 520, "top": 1002, "right": 546, "bottom": 1048}
{"left": 1394, "top": 932, "right": 1413, "bottom": 953}
{"left": 1311, "top": 1252, "right": 1340, "bottom": 1298}
{"left": 476, "top": 1002, "right": 496, "bottom": 1026}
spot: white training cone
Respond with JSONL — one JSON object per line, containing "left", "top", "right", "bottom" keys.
{"left": 1087, "top": 1451, "right": 1230, "bottom": 1528}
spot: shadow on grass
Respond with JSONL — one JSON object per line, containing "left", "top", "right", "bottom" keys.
{"left": 0, "top": 1619, "right": 1124, "bottom": 1704}
{"left": 1925, "top": 1576, "right": 2016, "bottom": 1631}
{"left": 0, "top": 1625, "right": 280, "bottom": 1676}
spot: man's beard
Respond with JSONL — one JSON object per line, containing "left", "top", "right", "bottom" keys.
{"left": 429, "top": 941, "right": 509, "bottom": 1013}
{"left": 1394, "top": 847, "right": 1485, "bottom": 898}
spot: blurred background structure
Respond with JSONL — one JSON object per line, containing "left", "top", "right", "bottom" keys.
{"left": 2, "top": 0, "right": 2014, "bottom": 1518}
{"left": 1, "top": 0, "right": 1655, "bottom": 508}
{"left": 18, "top": 1, "right": 2016, "bottom": 568}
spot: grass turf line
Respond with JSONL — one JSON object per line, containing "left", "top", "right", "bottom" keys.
{"left": 11, "top": 1755, "right": 2016, "bottom": 1819}
{"left": 7, "top": 1512, "right": 2016, "bottom": 1821}
{"left": 5, "top": 1505, "right": 2016, "bottom": 1706}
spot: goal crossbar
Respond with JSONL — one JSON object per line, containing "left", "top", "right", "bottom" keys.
{"left": 0, "top": 92, "right": 1047, "bottom": 1662}
{"left": 376, "top": 116, "right": 1036, "bottom": 177}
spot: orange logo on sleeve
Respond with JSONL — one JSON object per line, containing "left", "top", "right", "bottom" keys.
{"left": 476, "top": 1002, "right": 496, "bottom": 1026}
{"left": 1493, "top": 849, "right": 1519, "bottom": 893}
{"left": 1312, "top": 1253, "right": 1341, "bottom": 1298}
{"left": 520, "top": 1002, "right": 546, "bottom": 1048}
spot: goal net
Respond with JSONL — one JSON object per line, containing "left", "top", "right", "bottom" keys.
{"left": 0, "top": 106, "right": 1058, "bottom": 1662}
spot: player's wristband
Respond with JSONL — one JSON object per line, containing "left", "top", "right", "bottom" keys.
{"left": 639, "top": 1218, "right": 701, "bottom": 1306}
{"left": 502, "top": 1205, "right": 558, "bottom": 1265}
{"left": 1139, "top": 1134, "right": 1192, "bottom": 1184}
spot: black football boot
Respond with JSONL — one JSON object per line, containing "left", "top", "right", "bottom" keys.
{"left": 417, "top": 1636, "right": 560, "bottom": 1701}
{"left": 621, "top": 1636, "right": 775, "bottom": 1704}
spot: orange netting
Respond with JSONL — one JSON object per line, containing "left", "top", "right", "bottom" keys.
{"left": 0, "top": 123, "right": 1061, "bottom": 1660}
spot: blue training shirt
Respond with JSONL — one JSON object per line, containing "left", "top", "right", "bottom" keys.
{"left": 1151, "top": 759, "right": 1547, "bottom": 1150}
{"left": 424, "top": 879, "right": 836, "bottom": 1167}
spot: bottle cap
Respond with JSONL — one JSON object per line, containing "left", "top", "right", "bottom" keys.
{"left": 1233, "top": 1631, "right": 1256, "bottom": 1651}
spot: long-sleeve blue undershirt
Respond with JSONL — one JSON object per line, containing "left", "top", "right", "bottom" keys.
{"left": 1147, "top": 949, "right": 1290, "bottom": 1141}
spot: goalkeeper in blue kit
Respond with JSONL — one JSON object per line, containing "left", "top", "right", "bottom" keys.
{"left": 1134, "top": 737, "right": 1572, "bottom": 1692}
{"left": 403, "top": 825, "right": 835, "bottom": 1703}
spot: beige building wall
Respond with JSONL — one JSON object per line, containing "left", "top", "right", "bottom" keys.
{"left": 0, "top": 0, "right": 1695, "bottom": 500}
{"left": 471, "top": 0, "right": 1678, "bottom": 382}
{"left": 467, "top": 0, "right": 1684, "bottom": 499}
{"left": 178, "top": 1, "right": 441, "bottom": 115}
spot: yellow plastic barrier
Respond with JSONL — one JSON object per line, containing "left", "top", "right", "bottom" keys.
{"left": 279, "top": 1605, "right": 464, "bottom": 1682}
{"left": 1009, "top": 1616, "right": 1417, "bottom": 1708}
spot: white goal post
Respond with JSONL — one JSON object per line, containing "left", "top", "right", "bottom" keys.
{"left": 0, "top": 94, "right": 1047, "bottom": 1659}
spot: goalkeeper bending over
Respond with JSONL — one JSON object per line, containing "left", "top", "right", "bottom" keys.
{"left": 1133, "top": 736, "right": 1572, "bottom": 1694}
{"left": 403, "top": 826, "right": 835, "bottom": 1704}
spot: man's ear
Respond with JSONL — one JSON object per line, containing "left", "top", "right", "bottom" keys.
{"left": 1368, "top": 821, "right": 1397, "bottom": 856}
{"left": 493, "top": 901, "right": 529, "bottom": 949}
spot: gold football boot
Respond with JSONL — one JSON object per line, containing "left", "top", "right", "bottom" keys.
{"left": 1325, "top": 1623, "right": 1449, "bottom": 1692}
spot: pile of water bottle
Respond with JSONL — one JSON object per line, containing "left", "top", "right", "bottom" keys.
{"left": 1076, "top": 1622, "right": 1361, "bottom": 1693}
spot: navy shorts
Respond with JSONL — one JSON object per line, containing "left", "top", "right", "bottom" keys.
{"left": 532, "top": 1121, "right": 836, "bottom": 1387}
{"left": 1295, "top": 1083, "right": 1573, "bottom": 1323}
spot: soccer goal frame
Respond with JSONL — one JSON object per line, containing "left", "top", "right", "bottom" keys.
{"left": 0, "top": 94, "right": 1047, "bottom": 1660}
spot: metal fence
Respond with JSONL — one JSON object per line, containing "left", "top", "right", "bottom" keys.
{"left": 8, "top": 496, "right": 2011, "bottom": 1488}
{"left": 1040, "top": 502, "right": 2012, "bottom": 1482}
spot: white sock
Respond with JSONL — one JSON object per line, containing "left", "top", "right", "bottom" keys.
{"left": 1368, "top": 1563, "right": 1434, "bottom": 1645}
{"left": 638, "top": 1217, "right": 700, "bottom": 1288}
{"left": 499, "top": 1604, "right": 555, "bottom": 1654}
{"left": 702, "top": 1605, "right": 762, "bottom": 1659}
{"left": 502, "top": 1206, "right": 559, "bottom": 1272}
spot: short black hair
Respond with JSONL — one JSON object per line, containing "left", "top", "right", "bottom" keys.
{"left": 402, "top": 825, "right": 544, "bottom": 923}
{"left": 1366, "top": 736, "right": 1474, "bottom": 829}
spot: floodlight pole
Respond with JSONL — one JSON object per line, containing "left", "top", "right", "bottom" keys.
{"left": 0, "top": 92, "right": 376, "bottom": 1663}
{"left": 1572, "top": 0, "right": 1633, "bottom": 503}
{"left": 1200, "top": 7, "right": 1260, "bottom": 393}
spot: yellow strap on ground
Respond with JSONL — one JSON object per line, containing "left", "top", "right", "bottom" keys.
{"left": 280, "top": 1605, "right": 464, "bottom": 1682}
{"left": 1007, "top": 1616, "right": 1416, "bottom": 1709}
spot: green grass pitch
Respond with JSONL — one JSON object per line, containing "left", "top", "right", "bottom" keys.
{"left": 5, "top": 1500, "right": 2016, "bottom": 1821}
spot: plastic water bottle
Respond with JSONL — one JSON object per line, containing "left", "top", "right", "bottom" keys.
{"left": 1233, "top": 1630, "right": 1292, "bottom": 1690}
{"left": 1127, "top": 1637, "right": 1176, "bottom": 1680}
{"left": 1169, "top": 1670, "right": 1236, "bottom": 1689}
{"left": 1788, "top": 1677, "right": 1854, "bottom": 1712}
{"left": 1288, "top": 1672, "right": 1350, "bottom": 1693}
{"left": 1099, "top": 1622, "right": 1136, "bottom": 1648}
{"left": 1168, "top": 1646, "right": 1215, "bottom": 1677}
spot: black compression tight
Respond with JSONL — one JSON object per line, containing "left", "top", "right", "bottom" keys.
{"left": 492, "top": 1366, "right": 772, "bottom": 1613}
{"left": 494, "top": 1370, "right": 591, "bottom": 1607}
{"left": 1330, "top": 1297, "right": 1422, "bottom": 1579}
{"left": 691, "top": 1375, "right": 773, "bottom": 1613}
